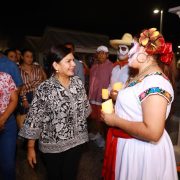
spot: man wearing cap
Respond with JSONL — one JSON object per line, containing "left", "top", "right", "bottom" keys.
{"left": 109, "top": 33, "right": 134, "bottom": 100}
{"left": 88, "top": 45, "right": 113, "bottom": 147}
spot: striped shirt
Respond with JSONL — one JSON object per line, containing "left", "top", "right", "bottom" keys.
{"left": 20, "top": 65, "right": 45, "bottom": 98}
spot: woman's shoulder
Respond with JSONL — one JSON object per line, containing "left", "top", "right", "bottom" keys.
{"left": 0, "top": 71, "right": 11, "bottom": 78}
{"left": 143, "top": 72, "right": 172, "bottom": 89}
{"left": 37, "top": 77, "right": 54, "bottom": 89}
{"left": 138, "top": 72, "right": 174, "bottom": 102}
{"left": 72, "top": 76, "right": 83, "bottom": 87}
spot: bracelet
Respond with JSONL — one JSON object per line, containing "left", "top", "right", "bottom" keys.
{"left": 22, "top": 96, "right": 27, "bottom": 101}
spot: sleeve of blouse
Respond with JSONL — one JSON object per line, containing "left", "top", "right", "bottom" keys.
{"left": 7, "top": 74, "right": 17, "bottom": 92}
{"left": 18, "top": 84, "right": 46, "bottom": 139}
{"left": 81, "top": 82, "right": 92, "bottom": 118}
{"left": 138, "top": 75, "right": 174, "bottom": 104}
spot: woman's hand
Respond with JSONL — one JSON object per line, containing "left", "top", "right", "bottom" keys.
{"left": 27, "top": 147, "right": 37, "bottom": 168}
{"left": 101, "top": 110, "right": 118, "bottom": 127}
{"left": 110, "top": 90, "right": 118, "bottom": 102}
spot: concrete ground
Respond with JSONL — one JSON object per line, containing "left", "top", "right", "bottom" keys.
{"left": 16, "top": 140, "right": 104, "bottom": 180}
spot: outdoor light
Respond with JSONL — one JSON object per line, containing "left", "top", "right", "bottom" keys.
{"left": 153, "top": 9, "right": 160, "bottom": 14}
{"left": 153, "top": 8, "right": 163, "bottom": 34}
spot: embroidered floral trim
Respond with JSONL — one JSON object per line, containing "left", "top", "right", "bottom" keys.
{"left": 139, "top": 87, "right": 172, "bottom": 103}
{"left": 127, "top": 72, "right": 168, "bottom": 87}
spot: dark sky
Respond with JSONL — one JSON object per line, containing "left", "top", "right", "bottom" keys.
{"left": 0, "top": 0, "right": 179, "bottom": 50}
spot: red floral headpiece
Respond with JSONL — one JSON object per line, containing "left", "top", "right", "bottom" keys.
{"left": 139, "top": 28, "right": 173, "bottom": 65}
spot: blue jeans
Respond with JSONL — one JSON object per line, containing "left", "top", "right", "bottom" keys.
{"left": 0, "top": 114, "right": 17, "bottom": 180}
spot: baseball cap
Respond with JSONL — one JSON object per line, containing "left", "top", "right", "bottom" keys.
{"left": 96, "top": 45, "right": 109, "bottom": 53}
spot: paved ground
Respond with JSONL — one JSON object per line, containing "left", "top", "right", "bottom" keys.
{"left": 16, "top": 140, "right": 104, "bottom": 180}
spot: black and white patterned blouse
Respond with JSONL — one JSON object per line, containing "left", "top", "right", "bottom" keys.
{"left": 19, "top": 76, "right": 91, "bottom": 153}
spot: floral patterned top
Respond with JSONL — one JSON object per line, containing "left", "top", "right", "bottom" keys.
{"left": 0, "top": 72, "right": 17, "bottom": 114}
{"left": 19, "top": 76, "right": 91, "bottom": 153}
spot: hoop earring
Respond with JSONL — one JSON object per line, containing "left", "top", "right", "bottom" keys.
{"left": 137, "top": 53, "right": 147, "bottom": 63}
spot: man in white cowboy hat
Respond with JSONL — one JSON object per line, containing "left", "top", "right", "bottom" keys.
{"left": 108, "top": 33, "right": 134, "bottom": 100}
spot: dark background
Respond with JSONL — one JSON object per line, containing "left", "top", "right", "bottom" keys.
{"left": 0, "top": 0, "right": 179, "bottom": 52}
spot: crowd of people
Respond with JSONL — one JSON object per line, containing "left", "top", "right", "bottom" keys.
{"left": 0, "top": 28, "right": 179, "bottom": 180}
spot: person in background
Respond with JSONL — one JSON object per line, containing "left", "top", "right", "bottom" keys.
{"left": 64, "top": 42, "right": 85, "bottom": 84}
{"left": 0, "top": 52, "right": 22, "bottom": 92}
{"left": 0, "top": 72, "right": 18, "bottom": 180}
{"left": 4, "top": 48, "right": 18, "bottom": 63}
{"left": 109, "top": 33, "right": 135, "bottom": 101}
{"left": 110, "top": 33, "right": 133, "bottom": 85}
{"left": 15, "top": 48, "right": 22, "bottom": 65}
{"left": 19, "top": 45, "right": 91, "bottom": 180}
{"left": 18, "top": 49, "right": 46, "bottom": 116}
{"left": 88, "top": 45, "right": 113, "bottom": 147}
{"left": 101, "top": 28, "right": 178, "bottom": 180}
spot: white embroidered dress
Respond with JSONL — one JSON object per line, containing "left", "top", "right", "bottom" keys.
{"left": 115, "top": 72, "right": 178, "bottom": 180}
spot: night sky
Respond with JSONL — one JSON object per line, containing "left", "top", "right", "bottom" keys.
{"left": 0, "top": 0, "right": 179, "bottom": 51}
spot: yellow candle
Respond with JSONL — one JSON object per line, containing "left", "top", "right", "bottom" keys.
{"left": 113, "top": 82, "right": 123, "bottom": 91}
{"left": 102, "top": 99, "right": 114, "bottom": 114}
{"left": 102, "top": 88, "right": 109, "bottom": 100}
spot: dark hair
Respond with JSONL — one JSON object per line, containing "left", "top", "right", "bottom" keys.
{"left": 46, "top": 44, "right": 71, "bottom": 75}
{"left": 21, "top": 48, "right": 33, "bottom": 56}
{"left": 4, "top": 48, "right": 16, "bottom": 56}
{"left": 157, "top": 54, "right": 176, "bottom": 89}
{"left": 63, "top": 42, "right": 75, "bottom": 51}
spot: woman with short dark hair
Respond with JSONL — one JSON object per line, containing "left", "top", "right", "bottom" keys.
{"left": 19, "top": 45, "right": 91, "bottom": 180}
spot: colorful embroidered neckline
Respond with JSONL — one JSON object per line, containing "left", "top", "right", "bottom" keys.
{"left": 127, "top": 72, "right": 168, "bottom": 87}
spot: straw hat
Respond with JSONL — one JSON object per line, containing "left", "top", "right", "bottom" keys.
{"left": 110, "top": 33, "right": 133, "bottom": 49}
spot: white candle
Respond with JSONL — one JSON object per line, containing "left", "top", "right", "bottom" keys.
{"left": 102, "top": 99, "right": 114, "bottom": 114}
{"left": 113, "top": 82, "right": 123, "bottom": 91}
{"left": 102, "top": 88, "right": 109, "bottom": 99}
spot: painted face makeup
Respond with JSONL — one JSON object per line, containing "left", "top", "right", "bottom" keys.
{"left": 117, "top": 45, "right": 129, "bottom": 60}
{"left": 128, "top": 41, "right": 140, "bottom": 66}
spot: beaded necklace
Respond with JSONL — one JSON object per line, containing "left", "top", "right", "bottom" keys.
{"left": 130, "top": 63, "right": 158, "bottom": 82}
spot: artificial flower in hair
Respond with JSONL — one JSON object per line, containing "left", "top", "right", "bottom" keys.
{"left": 160, "top": 43, "right": 173, "bottom": 65}
{"left": 139, "top": 28, "right": 165, "bottom": 55}
{"left": 139, "top": 28, "right": 173, "bottom": 65}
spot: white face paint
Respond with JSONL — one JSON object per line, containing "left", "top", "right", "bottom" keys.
{"left": 117, "top": 45, "right": 129, "bottom": 60}
{"left": 128, "top": 41, "right": 148, "bottom": 67}
{"left": 128, "top": 41, "right": 140, "bottom": 67}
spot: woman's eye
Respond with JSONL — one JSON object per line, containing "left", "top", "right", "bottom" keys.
{"left": 129, "top": 53, "right": 135, "bottom": 58}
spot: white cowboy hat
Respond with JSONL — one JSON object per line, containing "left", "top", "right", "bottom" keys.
{"left": 110, "top": 33, "right": 133, "bottom": 49}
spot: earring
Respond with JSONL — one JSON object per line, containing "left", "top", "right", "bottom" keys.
{"left": 56, "top": 70, "right": 59, "bottom": 73}
{"left": 137, "top": 53, "right": 147, "bottom": 63}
